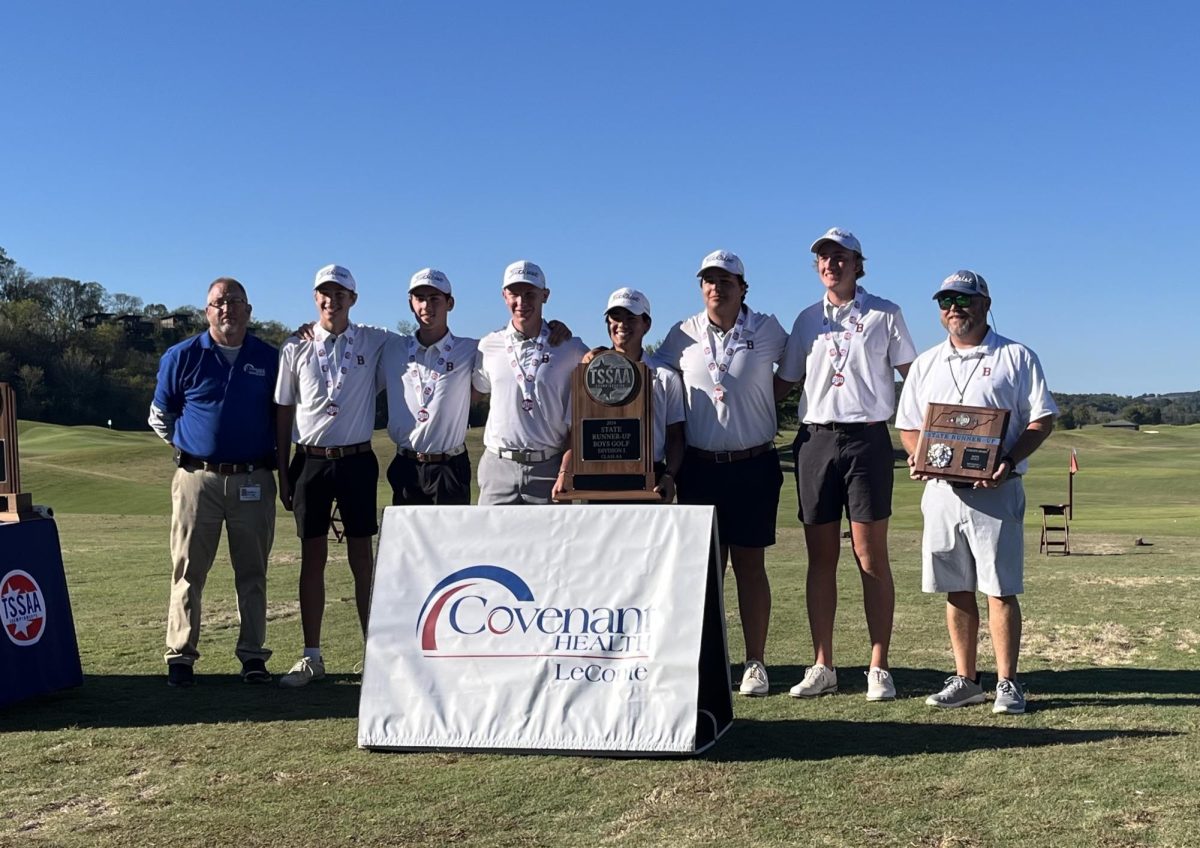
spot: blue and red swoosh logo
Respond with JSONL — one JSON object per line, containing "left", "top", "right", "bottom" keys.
{"left": 415, "top": 565, "right": 533, "bottom": 651}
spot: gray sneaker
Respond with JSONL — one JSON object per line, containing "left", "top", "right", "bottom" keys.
{"left": 925, "top": 674, "right": 986, "bottom": 708}
{"left": 789, "top": 663, "right": 838, "bottom": 698}
{"left": 993, "top": 678, "right": 1027, "bottom": 714}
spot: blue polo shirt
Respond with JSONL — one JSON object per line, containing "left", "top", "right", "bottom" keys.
{"left": 153, "top": 331, "right": 278, "bottom": 463}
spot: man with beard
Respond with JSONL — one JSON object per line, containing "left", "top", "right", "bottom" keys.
{"left": 896, "top": 270, "right": 1057, "bottom": 715}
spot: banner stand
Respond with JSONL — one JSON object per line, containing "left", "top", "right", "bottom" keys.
{"left": 359, "top": 505, "right": 733, "bottom": 757}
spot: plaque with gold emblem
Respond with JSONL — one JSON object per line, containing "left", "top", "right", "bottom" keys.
{"left": 914, "top": 402, "right": 1011, "bottom": 484}
{"left": 556, "top": 350, "right": 659, "bottom": 501}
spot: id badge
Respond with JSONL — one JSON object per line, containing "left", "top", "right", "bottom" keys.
{"left": 239, "top": 484, "right": 262, "bottom": 502}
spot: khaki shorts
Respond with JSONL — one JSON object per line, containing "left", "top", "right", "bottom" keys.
{"left": 920, "top": 478, "right": 1025, "bottom": 597}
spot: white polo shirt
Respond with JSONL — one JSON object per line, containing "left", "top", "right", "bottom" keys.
{"left": 779, "top": 285, "right": 916, "bottom": 424}
{"left": 378, "top": 330, "right": 478, "bottom": 454}
{"left": 473, "top": 322, "right": 589, "bottom": 453}
{"left": 647, "top": 356, "right": 686, "bottom": 464}
{"left": 895, "top": 328, "right": 1058, "bottom": 475}
{"left": 275, "top": 322, "right": 389, "bottom": 446}
{"left": 654, "top": 306, "right": 788, "bottom": 452}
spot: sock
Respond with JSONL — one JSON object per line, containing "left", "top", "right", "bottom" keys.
{"left": 303, "top": 647, "right": 322, "bottom": 661}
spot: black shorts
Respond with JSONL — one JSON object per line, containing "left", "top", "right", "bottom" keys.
{"left": 793, "top": 422, "right": 894, "bottom": 525}
{"left": 386, "top": 452, "right": 471, "bottom": 506}
{"left": 289, "top": 449, "right": 380, "bottom": 539}
{"left": 676, "top": 447, "right": 783, "bottom": 548}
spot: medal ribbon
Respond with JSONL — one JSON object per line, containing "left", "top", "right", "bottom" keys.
{"left": 703, "top": 310, "right": 749, "bottom": 398}
{"left": 407, "top": 332, "right": 455, "bottom": 412}
{"left": 822, "top": 287, "right": 862, "bottom": 380}
{"left": 507, "top": 324, "right": 550, "bottom": 407}
{"left": 315, "top": 325, "right": 358, "bottom": 406}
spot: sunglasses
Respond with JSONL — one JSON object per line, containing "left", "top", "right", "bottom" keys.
{"left": 936, "top": 293, "right": 976, "bottom": 310}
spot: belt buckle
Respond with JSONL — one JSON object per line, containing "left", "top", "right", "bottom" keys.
{"left": 713, "top": 451, "right": 733, "bottom": 464}
{"left": 217, "top": 463, "right": 236, "bottom": 474}
{"left": 325, "top": 447, "right": 344, "bottom": 459}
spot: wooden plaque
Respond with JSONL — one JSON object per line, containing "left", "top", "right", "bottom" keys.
{"left": 0, "top": 382, "right": 36, "bottom": 521}
{"left": 557, "top": 350, "right": 659, "bottom": 501}
{"left": 914, "top": 402, "right": 1011, "bottom": 484}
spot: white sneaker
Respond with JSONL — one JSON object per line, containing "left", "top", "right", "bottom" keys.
{"left": 739, "top": 660, "right": 770, "bottom": 696}
{"left": 279, "top": 656, "right": 326, "bottom": 688}
{"left": 789, "top": 663, "right": 838, "bottom": 698}
{"left": 865, "top": 667, "right": 896, "bottom": 701}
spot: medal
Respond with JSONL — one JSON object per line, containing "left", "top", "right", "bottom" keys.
{"left": 713, "top": 384, "right": 725, "bottom": 403}
{"left": 831, "top": 373, "right": 845, "bottom": 387}
{"left": 522, "top": 398, "right": 535, "bottom": 412}
{"left": 416, "top": 408, "right": 430, "bottom": 423}
{"left": 326, "top": 402, "right": 340, "bottom": 417}
{"left": 508, "top": 324, "right": 550, "bottom": 414}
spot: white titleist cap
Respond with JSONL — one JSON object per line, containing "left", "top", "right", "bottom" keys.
{"left": 408, "top": 268, "right": 452, "bottom": 295}
{"left": 605, "top": 287, "right": 651, "bottom": 319}
{"left": 810, "top": 227, "right": 864, "bottom": 257}
{"left": 503, "top": 260, "right": 546, "bottom": 290}
{"left": 935, "top": 270, "right": 990, "bottom": 299}
{"left": 313, "top": 264, "right": 357, "bottom": 292}
{"left": 696, "top": 249, "right": 745, "bottom": 279}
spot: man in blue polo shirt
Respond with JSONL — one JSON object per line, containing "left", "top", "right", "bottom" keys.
{"left": 149, "top": 277, "right": 279, "bottom": 688}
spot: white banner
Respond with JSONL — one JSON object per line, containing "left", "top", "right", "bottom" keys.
{"left": 358, "top": 504, "right": 728, "bottom": 755}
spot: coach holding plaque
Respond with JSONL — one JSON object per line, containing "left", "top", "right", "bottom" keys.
{"left": 896, "top": 270, "right": 1057, "bottom": 715}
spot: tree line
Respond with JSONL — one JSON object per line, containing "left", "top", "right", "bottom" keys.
{"left": 2, "top": 245, "right": 1197, "bottom": 430}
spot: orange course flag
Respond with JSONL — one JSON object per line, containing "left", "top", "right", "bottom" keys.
{"left": 1070, "top": 448, "right": 1079, "bottom": 475}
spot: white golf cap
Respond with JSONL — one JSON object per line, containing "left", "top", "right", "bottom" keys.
{"left": 605, "top": 287, "right": 651, "bottom": 319}
{"left": 810, "top": 227, "right": 865, "bottom": 257}
{"left": 503, "top": 260, "right": 546, "bottom": 290}
{"left": 696, "top": 249, "right": 745, "bottom": 279}
{"left": 313, "top": 264, "right": 357, "bottom": 292}
{"left": 408, "top": 268, "right": 452, "bottom": 295}
{"left": 935, "top": 270, "right": 990, "bottom": 299}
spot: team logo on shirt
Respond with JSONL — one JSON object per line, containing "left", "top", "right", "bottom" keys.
{"left": 983, "top": 367, "right": 992, "bottom": 377}
{"left": 1, "top": 570, "right": 47, "bottom": 647}
{"left": 243, "top": 364, "right": 267, "bottom": 377}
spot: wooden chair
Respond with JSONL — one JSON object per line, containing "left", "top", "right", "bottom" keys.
{"left": 1039, "top": 504, "right": 1070, "bottom": 555}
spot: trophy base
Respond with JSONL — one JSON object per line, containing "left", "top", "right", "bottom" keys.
{"left": 555, "top": 489, "right": 663, "bottom": 502}
{"left": 0, "top": 491, "right": 38, "bottom": 523}
{"left": 555, "top": 472, "right": 662, "bottom": 502}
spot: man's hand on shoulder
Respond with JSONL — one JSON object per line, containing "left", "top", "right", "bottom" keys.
{"left": 547, "top": 319, "right": 572, "bottom": 346}
{"left": 293, "top": 322, "right": 316, "bottom": 341}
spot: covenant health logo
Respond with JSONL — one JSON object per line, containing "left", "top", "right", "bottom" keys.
{"left": 1, "top": 570, "right": 47, "bottom": 647}
{"left": 416, "top": 565, "right": 652, "bottom": 660}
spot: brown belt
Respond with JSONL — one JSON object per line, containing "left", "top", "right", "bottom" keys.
{"left": 298, "top": 442, "right": 373, "bottom": 460}
{"left": 398, "top": 444, "right": 467, "bottom": 464}
{"left": 687, "top": 442, "right": 775, "bottom": 464}
{"left": 182, "top": 458, "right": 271, "bottom": 475}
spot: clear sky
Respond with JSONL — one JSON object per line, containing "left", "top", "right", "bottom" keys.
{"left": 3, "top": 2, "right": 1196, "bottom": 395}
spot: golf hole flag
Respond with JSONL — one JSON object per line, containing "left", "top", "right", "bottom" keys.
{"left": 359, "top": 505, "right": 733, "bottom": 756}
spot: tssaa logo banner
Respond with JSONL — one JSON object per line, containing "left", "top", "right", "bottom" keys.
{"left": 359, "top": 504, "right": 727, "bottom": 756}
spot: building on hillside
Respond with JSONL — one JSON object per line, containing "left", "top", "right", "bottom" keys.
{"left": 1102, "top": 419, "right": 1140, "bottom": 430}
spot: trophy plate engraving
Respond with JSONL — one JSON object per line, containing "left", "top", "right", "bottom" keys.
{"left": 914, "top": 402, "right": 1011, "bottom": 484}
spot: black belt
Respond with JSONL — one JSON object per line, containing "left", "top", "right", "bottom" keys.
{"left": 807, "top": 421, "right": 883, "bottom": 434}
{"left": 951, "top": 473, "right": 1021, "bottom": 489}
{"left": 398, "top": 445, "right": 467, "bottom": 464}
{"left": 180, "top": 455, "right": 272, "bottom": 475}
{"left": 299, "top": 442, "right": 373, "bottom": 460}
{"left": 687, "top": 442, "right": 775, "bottom": 464}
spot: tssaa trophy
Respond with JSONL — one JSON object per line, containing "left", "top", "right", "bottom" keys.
{"left": 556, "top": 350, "right": 660, "bottom": 501}
{"left": 1, "top": 382, "right": 37, "bottom": 522}
{"left": 914, "top": 402, "right": 1011, "bottom": 484}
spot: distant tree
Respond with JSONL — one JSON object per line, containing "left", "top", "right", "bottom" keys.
{"left": 104, "top": 292, "right": 144, "bottom": 315}
{"left": 1057, "top": 408, "right": 1076, "bottom": 430}
{"left": 1119, "top": 403, "right": 1161, "bottom": 425}
{"left": 39, "top": 277, "right": 106, "bottom": 342}
{"left": 143, "top": 303, "right": 168, "bottom": 318}
{"left": 396, "top": 319, "right": 417, "bottom": 335}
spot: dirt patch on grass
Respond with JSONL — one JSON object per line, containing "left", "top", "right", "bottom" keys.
{"left": 1174, "top": 628, "right": 1199, "bottom": 653}
{"left": 1078, "top": 575, "right": 1200, "bottom": 588}
{"left": 1023, "top": 620, "right": 1139, "bottom": 665}
{"left": 18, "top": 794, "right": 116, "bottom": 833}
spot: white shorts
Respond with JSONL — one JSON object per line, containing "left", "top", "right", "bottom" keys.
{"left": 920, "top": 478, "right": 1025, "bottom": 597}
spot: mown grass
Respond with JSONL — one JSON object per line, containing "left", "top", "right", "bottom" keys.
{"left": 2, "top": 422, "right": 1198, "bottom": 847}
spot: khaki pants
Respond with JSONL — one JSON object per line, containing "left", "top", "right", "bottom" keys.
{"left": 165, "top": 466, "right": 276, "bottom": 666}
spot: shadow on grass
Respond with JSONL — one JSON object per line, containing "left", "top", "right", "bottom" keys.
{"left": 710, "top": 719, "right": 1177, "bottom": 762}
{"left": 732, "top": 665, "right": 1200, "bottom": 701}
{"left": 1, "top": 673, "right": 361, "bottom": 731}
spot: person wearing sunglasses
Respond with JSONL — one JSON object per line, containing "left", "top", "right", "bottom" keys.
{"left": 775, "top": 228, "right": 917, "bottom": 702}
{"left": 149, "top": 277, "right": 280, "bottom": 688}
{"left": 895, "top": 270, "right": 1057, "bottom": 715}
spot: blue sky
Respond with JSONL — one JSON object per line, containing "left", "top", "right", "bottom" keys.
{"left": 3, "top": 2, "right": 1196, "bottom": 395}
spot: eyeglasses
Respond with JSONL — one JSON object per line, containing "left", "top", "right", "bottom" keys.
{"left": 207, "top": 296, "right": 247, "bottom": 309}
{"left": 936, "top": 294, "right": 975, "bottom": 310}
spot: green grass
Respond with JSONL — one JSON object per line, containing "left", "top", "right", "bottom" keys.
{"left": 2, "top": 422, "right": 1198, "bottom": 847}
